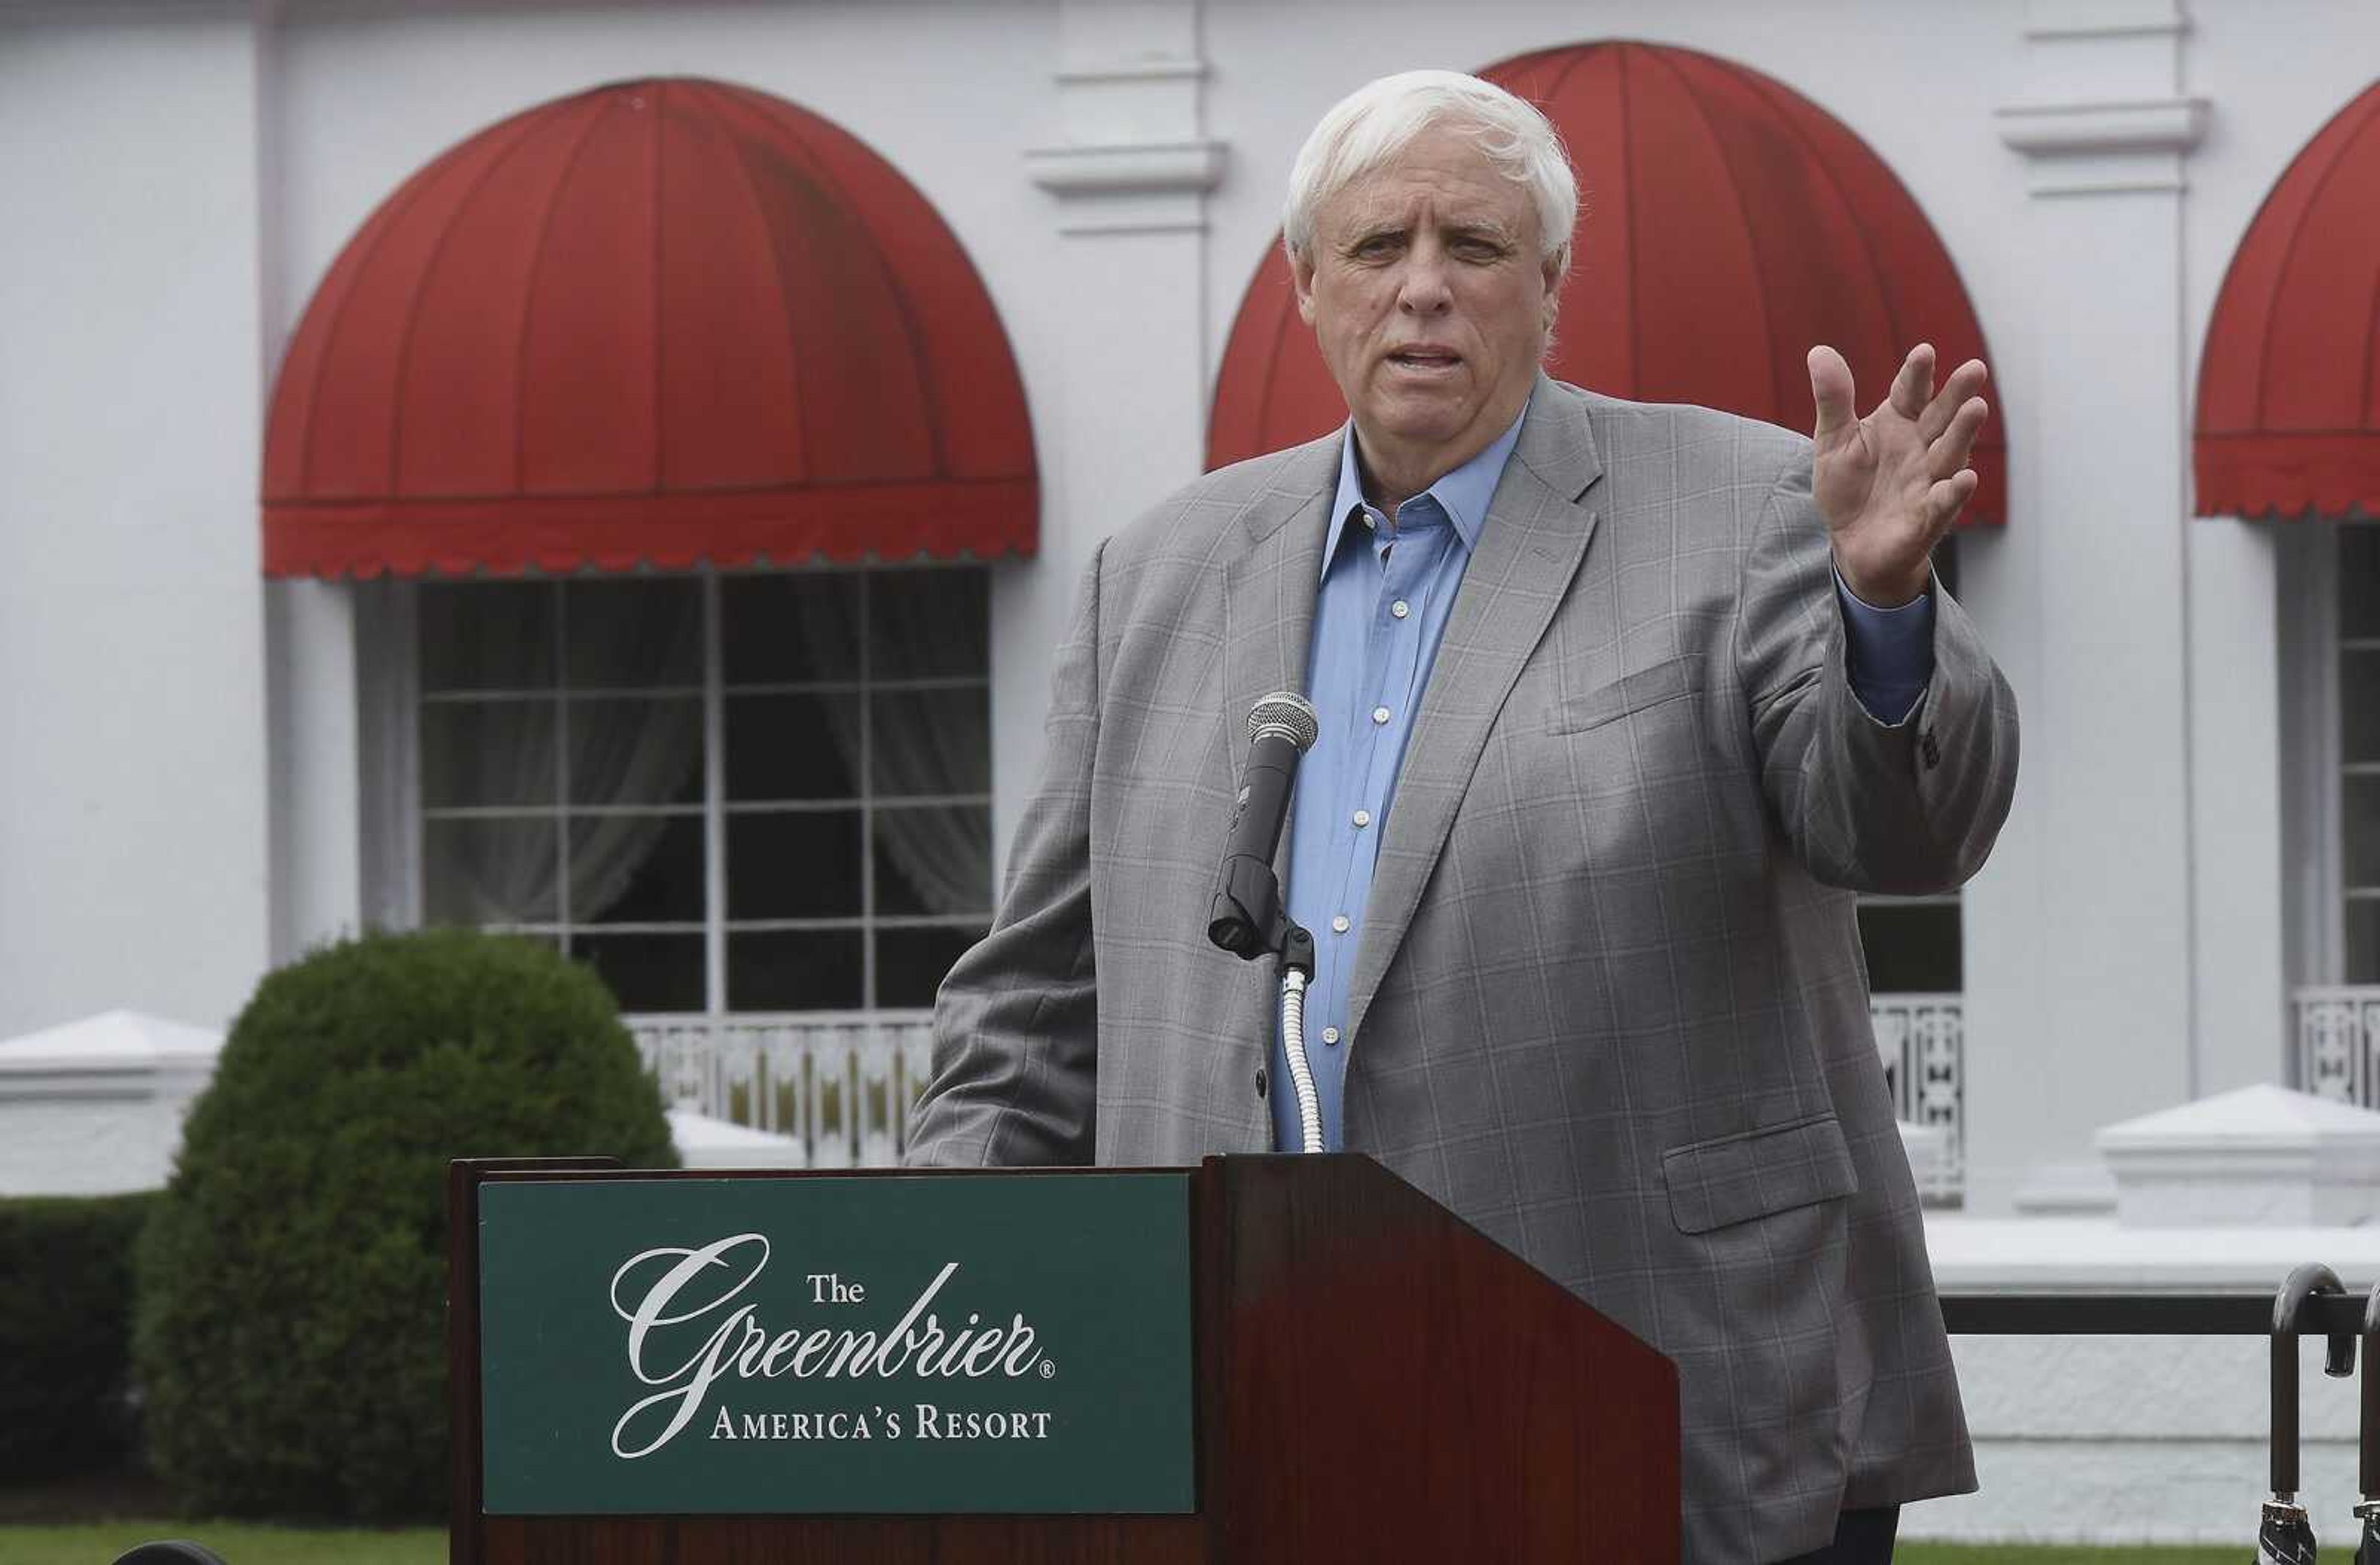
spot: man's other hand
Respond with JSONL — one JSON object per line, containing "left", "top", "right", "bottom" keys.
{"left": 1807, "top": 342, "right": 1990, "bottom": 607}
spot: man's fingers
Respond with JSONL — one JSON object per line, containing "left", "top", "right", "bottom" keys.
{"left": 1807, "top": 344, "right": 1858, "bottom": 443}
{"left": 1926, "top": 469, "right": 1980, "bottom": 534}
{"left": 1888, "top": 343, "right": 1935, "bottom": 421}
{"left": 1928, "top": 397, "right": 1991, "bottom": 479}
{"left": 1916, "top": 359, "right": 1990, "bottom": 444}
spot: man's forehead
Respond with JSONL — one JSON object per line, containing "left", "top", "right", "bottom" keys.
{"left": 1323, "top": 166, "right": 1529, "bottom": 234}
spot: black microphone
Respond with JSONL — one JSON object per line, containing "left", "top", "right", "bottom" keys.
{"left": 1207, "top": 692, "right": 1320, "bottom": 959}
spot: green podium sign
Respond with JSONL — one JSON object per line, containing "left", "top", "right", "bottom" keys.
{"left": 477, "top": 1174, "right": 1195, "bottom": 1515}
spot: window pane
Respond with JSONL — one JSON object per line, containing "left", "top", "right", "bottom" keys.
{"left": 871, "top": 571, "right": 988, "bottom": 677}
{"left": 565, "top": 578, "right": 702, "bottom": 689}
{"left": 870, "top": 689, "right": 990, "bottom": 795}
{"left": 726, "top": 811, "right": 862, "bottom": 919}
{"left": 726, "top": 693, "right": 858, "bottom": 800}
{"left": 722, "top": 573, "right": 861, "bottom": 684}
{"left": 2342, "top": 525, "right": 2380, "bottom": 641}
{"left": 421, "top": 700, "right": 558, "bottom": 808}
{"left": 729, "top": 930, "right": 863, "bottom": 1010}
{"left": 1856, "top": 902, "right": 1962, "bottom": 993}
{"left": 873, "top": 807, "right": 992, "bottom": 915}
{"left": 877, "top": 925, "right": 983, "bottom": 1008}
{"left": 2344, "top": 648, "right": 2380, "bottom": 764}
{"left": 574, "top": 932, "right": 705, "bottom": 1013}
{"left": 424, "top": 818, "right": 560, "bottom": 924}
{"left": 2347, "top": 775, "right": 2380, "bottom": 890}
{"left": 571, "top": 815, "right": 704, "bottom": 924}
{"left": 420, "top": 583, "right": 557, "bottom": 692}
{"left": 564, "top": 698, "right": 704, "bottom": 806}
{"left": 2349, "top": 901, "right": 2380, "bottom": 987}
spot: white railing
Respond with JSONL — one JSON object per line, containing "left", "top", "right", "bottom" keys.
{"left": 629, "top": 1010, "right": 935, "bottom": 1168}
{"left": 633, "top": 1000, "right": 1968, "bottom": 1188}
{"left": 2296, "top": 986, "right": 2380, "bottom": 1105}
{"left": 1871, "top": 992, "right": 1963, "bottom": 1202}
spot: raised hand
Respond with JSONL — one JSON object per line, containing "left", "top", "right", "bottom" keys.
{"left": 1807, "top": 343, "right": 1990, "bottom": 607}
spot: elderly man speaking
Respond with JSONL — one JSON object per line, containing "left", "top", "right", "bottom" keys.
{"left": 906, "top": 68, "right": 2017, "bottom": 1564}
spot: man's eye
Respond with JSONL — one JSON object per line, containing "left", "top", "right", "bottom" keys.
{"left": 1352, "top": 236, "right": 1401, "bottom": 259}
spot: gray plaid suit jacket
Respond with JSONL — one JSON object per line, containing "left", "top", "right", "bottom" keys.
{"left": 906, "top": 374, "right": 2019, "bottom": 1561}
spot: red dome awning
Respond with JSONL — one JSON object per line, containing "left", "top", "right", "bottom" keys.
{"left": 2195, "top": 82, "right": 2380, "bottom": 519}
{"left": 263, "top": 78, "right": 1036, "bottom": 578}
{"left": 1210, "top": 42, "right": 2005, "bottom": 526}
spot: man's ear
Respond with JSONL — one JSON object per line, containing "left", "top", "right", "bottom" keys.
{"left": 1540, "top": 250, "right": 1566, "bottom": 330}
{"left": 1290, "top": 246, "right": 1320, "bottom": 327}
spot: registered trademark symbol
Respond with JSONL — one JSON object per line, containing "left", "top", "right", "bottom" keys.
{"left": 1040, "top": 1359, "right": 1056, "bottom": 1380}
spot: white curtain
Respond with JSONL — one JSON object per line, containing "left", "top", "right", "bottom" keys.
{"left": 425, "top": 583, "right": 702, "bottom": 925}
{"left": 796, "top": 575, "right": 990, "bottom": 917}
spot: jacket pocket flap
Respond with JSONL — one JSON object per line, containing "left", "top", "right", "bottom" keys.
{"left": 1662, "top": 1113, "right": 1858, "bottom": 1235}
{"left": 1546, "top": 655, "right": 1703, "bottom": 734}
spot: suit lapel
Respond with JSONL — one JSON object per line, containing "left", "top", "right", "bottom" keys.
{"left": 1217, "top": 434, "right": 1340, "bottom": 829}
{"left": 1345, "top": 378, "right": 1605, "bottom": 1047}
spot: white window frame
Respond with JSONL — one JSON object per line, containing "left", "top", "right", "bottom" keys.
{"left": 360, "top": 566, "right": 994, "bottom": 1016}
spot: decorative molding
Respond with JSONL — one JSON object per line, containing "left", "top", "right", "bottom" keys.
{"left": 2020, "top": 0, "right": 2187, "bottom": 42}
{"left": 1996, "top": 98, "right": 2208, "bottom": 196}
{"left": 1024, "top": 140, "right": 1227, "bottom": 198}
{"left": 1053, "top": 60, "right": 1208, "bottom": 86}
{"left": 2021, "top": 165, "right": 2190, "bottom": 197}
{"left": 1994, "top": 98, "right": 2210, "bottom": 157}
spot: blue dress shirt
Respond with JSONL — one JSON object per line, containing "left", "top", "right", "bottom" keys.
{"left": 1268, "top": 415, "right": 1937, "bottom": 1151}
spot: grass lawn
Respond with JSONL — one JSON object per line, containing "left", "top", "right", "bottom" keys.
{"left": 1894, "top": 1541, "right": 2246, "bottom": 1550}
{"left": 0, "top": 1530, "right": 2262, "bottom": 1564}
{"left": 0, "top": 1522, "right": 441, "bottom": 1565}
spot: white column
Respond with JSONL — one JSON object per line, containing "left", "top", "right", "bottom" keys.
{"left": 266, "top": 580, "right": 364, "bottom": 961}
{"left": 2186, "top": 519, "right": 2286, "bottom": 1096}
{"left": 257, "top": 14, "right": 364, "bottom": 963}
{"left": 1960, "top": 0, "right": 2211, "bottom": 1210}
{"left": 989, "top": 0, "right": 1225, "bottom": 875}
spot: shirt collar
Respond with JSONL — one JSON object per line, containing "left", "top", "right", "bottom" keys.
{"left": 1320, "top": 407, "right": 1528, "bottom": 581}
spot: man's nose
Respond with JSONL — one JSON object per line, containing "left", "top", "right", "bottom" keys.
{"left": 1396, "top": 251, "right": 1452, "bottom": 314}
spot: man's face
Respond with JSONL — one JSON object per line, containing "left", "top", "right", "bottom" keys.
{"left": 1291, "top": 121, "right": 1561, "bottom": 488}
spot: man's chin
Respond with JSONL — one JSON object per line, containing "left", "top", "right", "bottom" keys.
{"left": 1360, "top": 397, "right": 1477, "bottom": 455}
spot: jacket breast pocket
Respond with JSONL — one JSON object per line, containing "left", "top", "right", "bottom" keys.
{"left": 1545, "top": 654, "right": 1703, "bottom": 736}
{"left": 1662, "top": 1113, "right": 1859, "bottom": 1235}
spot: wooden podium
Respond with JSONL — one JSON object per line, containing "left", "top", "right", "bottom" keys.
{"left": 448, "top": 1154, "right": 1680, "bottom": 1563}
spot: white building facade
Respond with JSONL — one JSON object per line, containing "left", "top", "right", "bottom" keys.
{"left": 2, "top": 0, "right": 2376, "bottom": 1208}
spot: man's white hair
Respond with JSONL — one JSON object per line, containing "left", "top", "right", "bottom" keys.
{"left": 1282, "top": 69, "right": 1578, "bottom": 275}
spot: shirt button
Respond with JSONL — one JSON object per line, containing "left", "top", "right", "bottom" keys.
{"left": 1372, "top": 706, "right": 1391, "bottom": 725}
{"left": 1391, "top": 599, "right": 1411, "bottom": 619}
{"left": 1352, "top": 809, "right": 1372, "bottom": 828}
{"left": 1321, "top": 1026, "right": 1341, "bottom": 1046}
{"left": 1330, "top": 914, "right": 1351, "bottom": 933}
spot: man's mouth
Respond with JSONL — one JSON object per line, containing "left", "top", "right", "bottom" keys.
{"left": 1386, "top": 347, "right": 1462, "bottom": 371}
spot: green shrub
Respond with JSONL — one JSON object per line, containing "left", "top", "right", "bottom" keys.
{"left": 133, "top": 928, "right": 676, "bottom": 1521}
{"left": 0, "top": 1190, "right": 158, "bottom": 1480}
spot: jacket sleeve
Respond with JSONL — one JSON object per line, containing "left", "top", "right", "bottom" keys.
{"left": 901, "top": 542, "right": 1106, "bottom": 1166}
{"left": 1734, "top": 451, "right": 2021, "bottom": 896}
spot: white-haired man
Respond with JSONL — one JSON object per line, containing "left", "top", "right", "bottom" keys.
{"left": 908, "top": 69, "right": 2016, "bottom": 1563}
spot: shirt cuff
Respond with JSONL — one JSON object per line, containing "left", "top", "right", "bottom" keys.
{"left": 1834, "top": 570, "right": 1935, "bottom": 726}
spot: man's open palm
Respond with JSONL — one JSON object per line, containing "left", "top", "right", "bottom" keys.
{"left": 1808, "top": 343, "right": 1990, "bottom": 607}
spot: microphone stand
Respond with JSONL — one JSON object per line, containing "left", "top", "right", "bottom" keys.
{"left": 1271, "top": 922, "right": 1323, "bottom": 1155}
{"left": 1207, "top": 692, "right": 1325, "bottom": 1153}
{"left": 1208, "top": 836, "right": 1324, "bottom": 1153}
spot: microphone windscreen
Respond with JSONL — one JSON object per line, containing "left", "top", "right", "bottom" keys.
{"left": 1248, "top": 691, "right": 1319, "bottom": 752}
